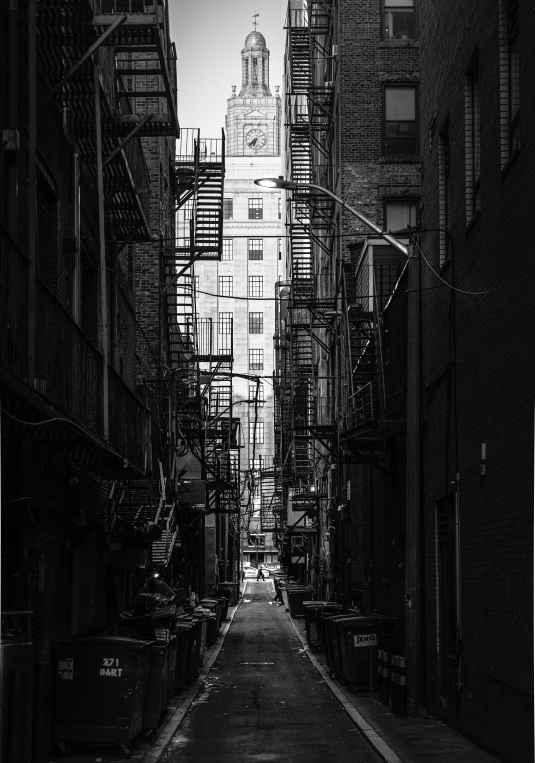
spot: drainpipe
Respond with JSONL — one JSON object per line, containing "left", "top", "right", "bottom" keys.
{"left": 94, "top": 60, "right": 109, "bottom": 440}
{"left": 27, "top": 0, "right": 37, "bottom": 385}
{"left": 405, "top": 242, "right": 421, "bottom": 716}
{"left": 6, "top": 0, "right": 19, "bottom": 241}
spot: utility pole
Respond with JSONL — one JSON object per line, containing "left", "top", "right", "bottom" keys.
{"left": 405, "top": 241, "right": 421, "bottom": 716}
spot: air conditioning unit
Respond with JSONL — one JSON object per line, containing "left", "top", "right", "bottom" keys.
{"left": 325, "top": 81, "right": 333, "bottom": 88}
{"left": 332, "top": 45, "right": 339, "bottom": 57}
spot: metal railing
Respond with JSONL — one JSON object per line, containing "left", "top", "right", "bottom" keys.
{"left": 35, "top": 281, "right": 104, "bottom": 436}
{"left": 346, "top": 382, "right": 376, "bottom": 431}
{"left": 0, "top": 226, "right": 28, "bottom": 382}
{"left": 108, "top": 366, "right": 150, "bottom": 469}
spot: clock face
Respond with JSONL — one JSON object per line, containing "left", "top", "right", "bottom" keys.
{"left": 246, "top": 128, "right": 266, "bottom": 150}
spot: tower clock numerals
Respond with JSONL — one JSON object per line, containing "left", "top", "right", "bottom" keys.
{"left": 246, "top": 129, "right": 266, "bottom": 150}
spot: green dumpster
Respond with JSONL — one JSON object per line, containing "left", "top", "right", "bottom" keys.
{"left": 52, "top": 636, "right": 152, "bottom": 756}
{"left": 338, "top": 615, "right": 397, "bottom": 691}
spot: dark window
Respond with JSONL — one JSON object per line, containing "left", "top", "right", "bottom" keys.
{"left": 383, "top": 199, "right": 419, "bottom": 233}
{"left": 507, "top": 0, "right": 520, "bottom": 151}
{"left": 439, "top": 122, "right": 451, "bottom": 265}
{"left": 465, "top": 58, "right": 481, "bottom": 220}
{"left": 252, "top": 58, "right": 258, "bottom": 84}
{"left": 223, "top": 198, "right": 233, "bottom": 219}
{"left": 384, "top": 85, "right": 418, "bottom": 155}
{"left": 384, "top": 0, "right": 416, "bottom": 40}
{"left": 278, "top": 197, "right": 282, "bottom": 219}
{"left": 248, "top": 198, "right": 263, "bottom": 219}
{"left": 249, "top": 312, "right": 263, "bottom": 334}
{"left": 248, "top": 239, "right": 263, "bottom": 260}
{"left": 218, "top": 312, "right": 233, "bottom": 352}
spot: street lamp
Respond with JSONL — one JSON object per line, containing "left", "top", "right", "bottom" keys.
{"left": 257, "top": 174, "right": 421, "bottom": 716}
{"left": 254, "top": 177, "right": 408, "bottom": 256}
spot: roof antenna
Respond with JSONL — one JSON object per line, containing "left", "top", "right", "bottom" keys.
{"left": 253, "top": 12, "right": 259, "bottom": 30}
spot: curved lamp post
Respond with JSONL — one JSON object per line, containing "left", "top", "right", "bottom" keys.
{"left": 256, "top": 174, "right": 421, "bottom": 716}
{"left": 254, "top": 177, "right": 408, "bottom": 256}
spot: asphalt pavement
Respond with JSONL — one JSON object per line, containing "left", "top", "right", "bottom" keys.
{"left": 162, "top": 580, "right": 382, "bottom": 763}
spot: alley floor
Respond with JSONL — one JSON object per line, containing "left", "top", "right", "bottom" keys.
{"left": 162, "top": 580, "right": 382, "bottom": 763}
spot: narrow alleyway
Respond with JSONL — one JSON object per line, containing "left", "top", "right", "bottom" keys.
{"left": 163, "top": 582, "right": 381, "bottom": 763}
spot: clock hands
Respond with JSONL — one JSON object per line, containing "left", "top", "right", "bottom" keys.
{"left": 248, "top": 137, "right": 258, "bottom": 147}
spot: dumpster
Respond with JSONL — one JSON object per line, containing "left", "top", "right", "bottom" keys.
{"left": 217, "top": 582, "right": 238, "bottom": 606}
{"left": 180, "top": 616, "right": 206, "bottom": 682}
{"left": 323, "top": 614, "right": 357, "bottom": 676}
{"left": 315, "top": 604, "right": 345, "bottom": 651}
{"left": 285, "top": 586, "right": 313, "bottom": 618}
{"left": 142, "top": 640, "right": 170, "bottom": 731}
{"left": 337, "top": 615, "right": 397, "bottom": 691}
{"left": 303, "top": 602, "right": 344, "bottom": 650}
{"left": 52, "top": 636, "right": 152, "bottom": 756}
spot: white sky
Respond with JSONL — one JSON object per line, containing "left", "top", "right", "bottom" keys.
{"left": 170, "top": 0, "right": 287, "bottom": 138}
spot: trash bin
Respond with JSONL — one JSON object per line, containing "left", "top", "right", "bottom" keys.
{"left": 142, "top": 640, "right": 170, "bottom": 730}
{"left": 52, "top": 636, "right": 152, "bottom": 756}
{"left": 217, "top": 582, "right": 238, "bottom": 606}
{"left": 215, "top": 596, "right": 229, "bottom": 625}
{"left": 285, "top": 586, "right": 313, "bottom": 618}
{"left": 303, "top": 602, "right": 344, "bottom": 650}
{"left": 337, "top": 615, "right": 397, "bottom": 691}
{"left": 323, "top": 614, "right": 356, "bottom": 676}
{"left": 316, "top": 604, "right": 345, "bottom": 651}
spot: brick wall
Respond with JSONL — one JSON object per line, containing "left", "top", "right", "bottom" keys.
{"left": 419, "top": 0, "right": 534, "bottom": 758}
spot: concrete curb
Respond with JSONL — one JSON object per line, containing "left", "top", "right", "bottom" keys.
{"left": 135, "top": 592, "right": 245, "bottom": 763}
{"left": 286, "top": 613, "right": 403, "bottom": 763}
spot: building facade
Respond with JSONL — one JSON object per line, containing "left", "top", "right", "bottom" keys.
{"left": 277, "top": 1, "right": 533, "bottom": 760}
{"left": 194, "top": 29, "right": 282, "bottom": 569}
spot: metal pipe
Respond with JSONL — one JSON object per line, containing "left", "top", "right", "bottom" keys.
{"left": 94, "top": 61, "right": 109, "bottom": 440}
{"left": 27, "top": 0, "right": 36, "bottom": 383}
{"left": 7, "top": 0, "right": 19, "bottom": 241}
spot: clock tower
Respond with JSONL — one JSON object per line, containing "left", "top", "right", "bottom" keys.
{"left": 225, "top": 29, "right": 282, "bottom": 156}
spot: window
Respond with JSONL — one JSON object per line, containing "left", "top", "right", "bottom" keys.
{"left": 219, "top": 312, "right": 233, "bottom": 352}
{"left": 384, "top": 199, "right": 419, "bottom": 233}
{"left": 248, "top": 238, "right": 263, "bottom": 260}
{"left": 222, "top": 239, "right": 233, "bottom": 260}
{"left": 384, "top": 85, "right": 418, "bottom": 155}
{"left": 249, "top": 276, "right": 263, "bottom": 297}
{"left": 249, "top": 349, "right": 264, "bottom": 370}
{"left": 193, "top": 275, "right": 199, "bottom": 295}
{"left": 278, "top": 238, "right": 282, "bottom": 260}
{"left": 252, "top": 58, "right": 258, "bottom": 84}
{"left": 249, "top": 421, "right": 264, "bottom": 444}
{"left": 278, "top": 197, "right": 282, "bottom": 219}
{"left": 250, "top": 455, "right": 264, "bottom": 470}
{"left": 500, "top": 0, "right": 520, "bottom": 163}
{"left": 249, "top": 312, "right": 263, "bottom": 334}
{"left": 213, "top": 386, "right": 231, "bottom": 411}
{"left": 384, "top": 0, "right": 416, "bottom": 40}
{"left": 223, "top": 198, "right": 233, "bottom": 219}
{"left": 249, "top": 383, "right": 264, "bottom": 406}
{"left": 465, "top": 58, "right": 481, "bottom": 221}
{"left": 219, "top": 276, "right": 233, "bottom": 296}
{"left": 248, "top": 198, "right": 263, "bottom": 219}
{"left": 438, "top": 122, "right": 451, "bottom": 266}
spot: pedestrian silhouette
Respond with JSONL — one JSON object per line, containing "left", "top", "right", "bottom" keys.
{"left": 256, "top": 568, "right": 265, "bottom": 581}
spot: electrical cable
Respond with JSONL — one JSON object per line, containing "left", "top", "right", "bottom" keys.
{"left": 415, "top": 239, "right": 529, "bottom": 295}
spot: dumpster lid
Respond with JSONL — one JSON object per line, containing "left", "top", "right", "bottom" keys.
{"left": 53, "top": 635, "right": 153, "bottom": 646}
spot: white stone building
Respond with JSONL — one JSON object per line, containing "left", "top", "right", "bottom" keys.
{"left": 194, "top": 28, "right": 283, "bottom": 568}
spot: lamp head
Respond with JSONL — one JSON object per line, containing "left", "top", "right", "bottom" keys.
{"left": 254, "top": 176, "right": 299, "bottom": 190}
